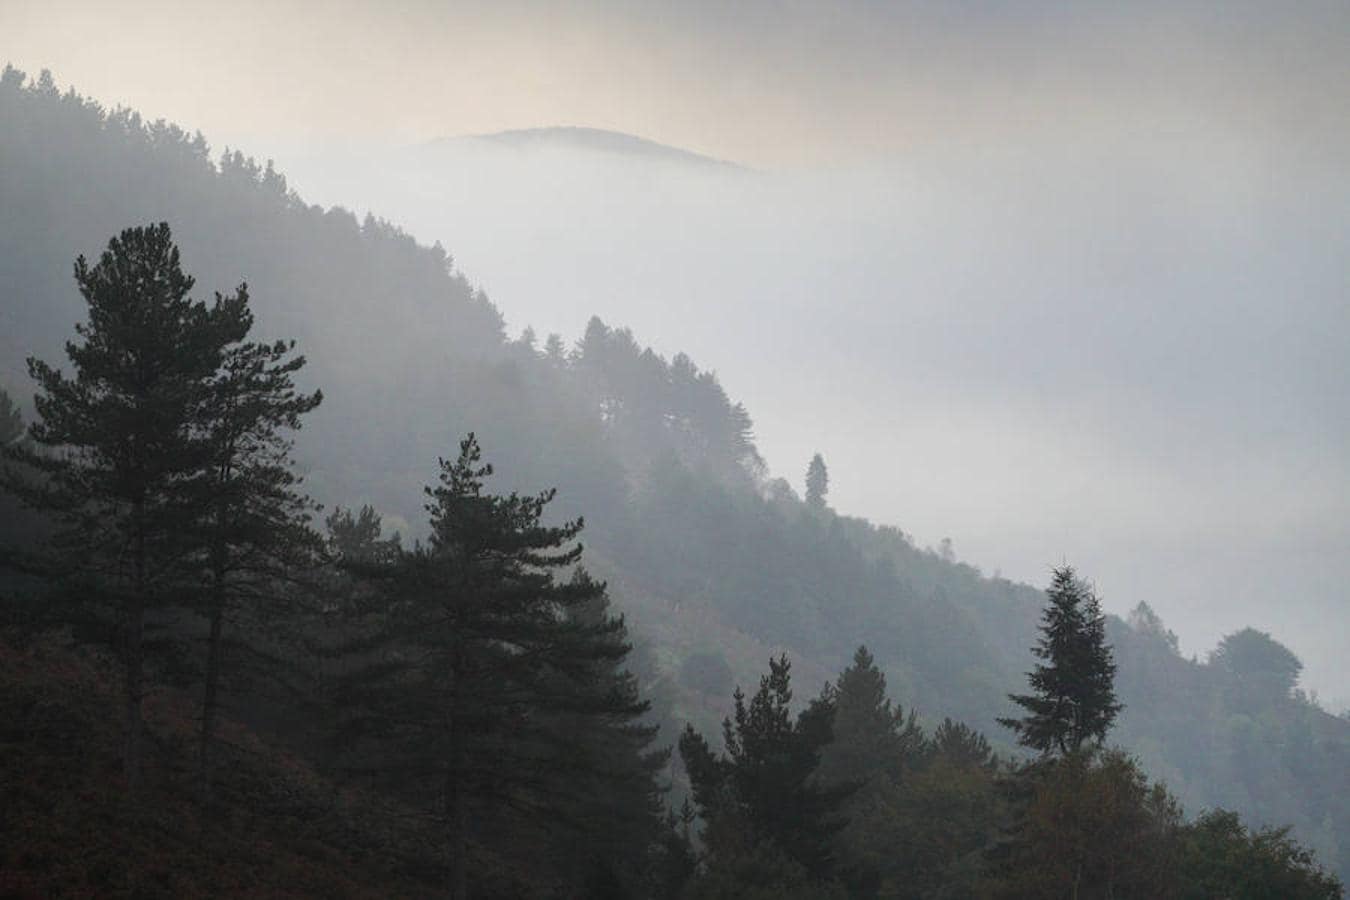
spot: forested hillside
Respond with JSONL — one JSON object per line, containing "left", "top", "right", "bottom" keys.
{"left": 2, "top": 66, "right": 1347, "bottom": 888}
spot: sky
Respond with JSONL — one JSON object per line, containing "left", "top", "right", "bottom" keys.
{"left": 4, "top": 0, "right": 1348, "bottom": 706}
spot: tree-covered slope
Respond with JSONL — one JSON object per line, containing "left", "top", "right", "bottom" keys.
{"left": 2, "top": 66, "right": 1347, "bottom": 882}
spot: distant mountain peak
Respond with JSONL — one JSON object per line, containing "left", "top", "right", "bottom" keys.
{"left": 437, "top": 126, "right": 748, "bottom": 170}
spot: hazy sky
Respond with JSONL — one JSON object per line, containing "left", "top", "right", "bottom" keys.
{"left": 4, "top": 1, "right": 1348, "bottom": 705}
{"left": 6, "top": 0, "right": 1349, "bottom": 167}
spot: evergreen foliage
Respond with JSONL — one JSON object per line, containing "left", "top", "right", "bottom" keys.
{"left": 680, "top": 656, "right": 851, "bottom": 888}
{"left": 2, "top": 222, "right": 250, "bottom": 793}
{"left": 805, "top": 453, "right": 829, "bottom": 509}
{"left": 0, "top": 385, "right": 21, "bottom": 445}
{"left": 816, "top": 646, "right": 926, "bottom": 788}
{"left": 1000, "top": 566, "right": 1123, "bottom": 755}
{"left": 332, "top": 434, "right": 665, "bottom": 898}
{"left": 1, "top": 69, "right": 1347, "bottom": 891}
{"left": 190, "top": 292, "right": 323, "bottom": 806}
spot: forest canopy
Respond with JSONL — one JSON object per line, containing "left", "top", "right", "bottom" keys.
{"left": 0, "top": 66, "right": 1347, "bottom": 895}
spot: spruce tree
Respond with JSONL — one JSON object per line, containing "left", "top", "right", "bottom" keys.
{"left": 335, "top": 434, "right": 646, "bottom": 900}
{"left": 999, "top": 566, "right": 1122, "bottom": 755}
{"left": 2, "top": 223, "right": 247, "bottom": 794}
{"left": 805, "top": 454, "right": 829, "bottom": 509}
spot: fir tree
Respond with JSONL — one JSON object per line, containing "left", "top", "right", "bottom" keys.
{"left": 999, "top": 566, "right": 1122, "bottom": 756}
{"left": 805, "top": 454, "right": 829, "bottom": 509}
{"left": 2, "top": 223, "right": 247, "bottom": 794}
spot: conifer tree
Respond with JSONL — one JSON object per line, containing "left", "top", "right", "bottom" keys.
{"left": 0, "top": 385, "right": 34, "bottom": 558}
{"left": 325, "top": 505, "right": 400, "bottom": 567}
{"left": 814, "top": 646, "right": 927, "bottom": 898}
{"left": 2, "top": 223, "right": 247, "bottom": 794}
{"left": 680, "top": 655, "right": 851, "bottom": 882}
{"left": 931, "top": 718, "right": 996, "bottom": 770}
{"left": 805, "top": 454, "right": 829, "bottom": 509}
{"left": 999, "top": 566, "right": 1122, "bottom": 755}
{"left": 335, "top": 434, "right": 645, "bottom": 900}
{"left": 191, "top": 297, "right": 323, "bottom": 806}
{"left": 547, "top": 583, "right": 672, "bottom": 895}
{"left": 816, "top": 645, "right": 926, "bottom": 787}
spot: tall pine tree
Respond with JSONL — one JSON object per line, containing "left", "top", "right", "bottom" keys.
{"left": 191, "top": 296, "right": 323, "bottom": 807}
{"left": 334, "top": 434, "right": 652, "bottom": 900}
{"left": 2, "top": 223, "right": 248, "bottom": 793}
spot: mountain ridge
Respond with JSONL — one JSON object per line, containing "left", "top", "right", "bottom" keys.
{"left": 1, "top": 65, "right": 1346, "bottom": 885}
{"left": 425, "top": 125, "right": 749, "bottom": 170}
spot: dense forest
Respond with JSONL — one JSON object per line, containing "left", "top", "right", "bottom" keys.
{"left": 1, "top": 66, "right": 1347, "bottom": 896}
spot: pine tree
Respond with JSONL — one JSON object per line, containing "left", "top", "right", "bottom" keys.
{"left": 816, "top": 645, "right": 926, "bottom": 788}
{"left": 547, "top": 582, "right": 672, "bottom": 895}
{"left": 2, "top": 223, "right": 247, "bottom": 794}
{"left": 191, "top": 297, "right": 323, "bottom": 807}
{"left": 325, "top": 505, "right": 400, "bottom": 567}
{"left": 815, "top": 646, "right": 927, "bottom": 898}
{"left": 931, "top": 718, "right": 996, "bottom": 770}
{"left": 680, "top": 655, "right": 851, "bottom": 883}
{"left": 334, "top": 434, "right": 645, "bottom": 900}
{"left": 805, "top": 454, "right": 829, "bottom": 509}
{"left": 999, "top": 566, "right": 1122, "bottom": 755}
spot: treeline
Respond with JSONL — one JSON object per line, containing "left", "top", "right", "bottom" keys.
{"left": 0, "top": 224, "right": 679, "bottom": 897}
{"left": 673, "top": 571, "right": 1341, "bottom": 899}
{"left": 2, "top": 225, "right": 1341, "bottom": 899}
{"left": 2, "top": 64, "right": 1348, "bottom": 885}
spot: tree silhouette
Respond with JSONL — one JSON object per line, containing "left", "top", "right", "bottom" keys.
{"left": 999, "top": 566, "right": 1122, "bottom": 755}
{"left": 3, "top": 223, "right": 248, "bottom": 794}
{"left": 805, "top": 454, "right": 829, "bottom": 509}
{"left": 335, "top": 435, "right": 650, "bottom": 900}
{"left": 191, "top": 293, "right": 323, "bottom": 807}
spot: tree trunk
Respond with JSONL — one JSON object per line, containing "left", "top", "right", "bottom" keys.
{"left": 447, "top": 645, "right": 468, "bottom": 900}
{"left": 125, "top": 503, "right": 147, "bottom": 796}
{"left": 198, "top": 567, "right": 226, "bottom": 810}
{"left": 448, "top": 758, "right": 467, "bottom": 900}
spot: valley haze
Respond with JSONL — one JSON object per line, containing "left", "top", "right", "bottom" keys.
{"left": 1, "top": 5, "right": 1349, "bottom": 895}
{"left": 3, "top": 0, "right": 1348, "bottom": 709}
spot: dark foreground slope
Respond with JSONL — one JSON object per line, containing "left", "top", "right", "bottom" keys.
{"left": 1, "top": 66, "right": 1347, "bottom": 882}
{"left": 0, "top": 634, "right": 448, "bottom": 898}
